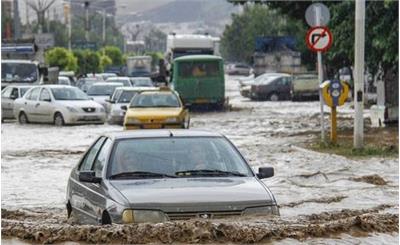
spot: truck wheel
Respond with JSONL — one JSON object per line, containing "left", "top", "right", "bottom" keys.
{"left": 269, "top": 93, "right": 279, "bottom": 101}
{"left": 18, "top": 112, "right": 29, "bottom": 124}
{"left": 54, "top": 113, "right": 65, "bottom": 126}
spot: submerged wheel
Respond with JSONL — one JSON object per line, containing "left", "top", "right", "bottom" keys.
{"left": 54, "top": 112, "right": 65, "bottom": 126}
{"left": 18, "top": 112, "right": 29, "bottom": 124}
{"left": 269, "top": 93, "right": 279, "bottom": 101}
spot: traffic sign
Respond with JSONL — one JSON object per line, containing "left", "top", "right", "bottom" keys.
{"left": 305, "top": 3, "right": 330, "bottom": 27}
{"left": 305, "top": 26, "right": 332, "bottom": 52}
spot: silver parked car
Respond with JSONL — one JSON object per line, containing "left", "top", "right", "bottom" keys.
{"left": 13, "top": 85, "right": 106, "bottom": 126}
{"left": 105, "top": 77, "right": 132, "bottom": 87}
{"left": 86, "top": 82, "right": 124, "bottom": 110}
{"left": 107, "top": 86, "right": 158, "bottom": 125}
{"left": 1, "top": 85, "right": 33, "bottom": 121}
{"left": 66, "top": 130, "right": 279, "bottom": 225}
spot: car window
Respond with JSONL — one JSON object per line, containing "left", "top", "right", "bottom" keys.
{"left": 27, "top": 87, "right": 41, "bottom": 101}
{"left": 93, "top": 138, "right": 112, "bottom": 177}
{"left": 11, "top": 88, "right": 18, "bottom": 98}
{"left": 80, "top": 137, "right": 106, "bottom": 171}
{"left": 39, "top": 89, "right": 51, "bottom": 101}
{"left": 1, "top": 87, "right": 12, "bottom": 98}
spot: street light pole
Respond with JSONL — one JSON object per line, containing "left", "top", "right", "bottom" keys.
{"left": 102, "top": 9, "right": 106, "bottom": 45}
{"left": 84, "top": 1, "right": 90, "bottom": 42}
{"left": 354, "top": 0, "right": 365, "bottom": 148}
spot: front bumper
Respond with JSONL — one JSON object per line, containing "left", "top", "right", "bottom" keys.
{"left": 124, "top": 123, "right": 184, "bottom": 130}
{"left": 64, "top": 112, "right": 106, "bottom": 124}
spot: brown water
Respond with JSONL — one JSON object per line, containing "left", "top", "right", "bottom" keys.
{"left": 2, "top": 75, "right": 398, "bottom": 243}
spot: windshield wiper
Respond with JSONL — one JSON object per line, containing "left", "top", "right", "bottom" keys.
{"left": 175, "top": 169, "right": 247, "bottom": 177}
{"left": 109, "top": 171, "right": 176, "bottom": 179}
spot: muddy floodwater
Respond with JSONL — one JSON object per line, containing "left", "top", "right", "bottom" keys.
{"left": 1, "top": 76, "right": 398, "bottom": 244}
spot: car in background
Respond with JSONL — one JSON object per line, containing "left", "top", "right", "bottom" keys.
{"left": 86, "top": 82, "right": 124, "bottom": 111}
{"left": 100, "top": 73, "right": 117, "bottom": 81}
{"left": 13, "top": 85, "right": 106, "bottom": 126}
{"left": 239, "top": 73, "right": 287, "bottom": 98}
{"left": 129, "top": 77, "right": 154, "bottom": 87}
{"left": 1, "top": 85, "right": 33, "bottom": 121}
{"left": 76, "top": 77, "right": 100, "bottom": 93}
{"left": 65, "top": 130, "right": 278, "bottom": 225}
{"left": 105, "top": 77, "right": 132, "bottom": 87}
{"left": 59, "top": 71, "right": 76, "bottom": 86}
{"left": 250, "top": 74, "right": 292, "bottom": 101}
{"left": 58, "top": 76, "right": 71, "bottom": 85}
{"left": 227, "top": 63, "right": 252, "bottom": 76}
{"left": 123, "top": 88, "right": 189, "bottom": 129}
{"left": 107, "top": 87, "right": 158, "bottom": 125}
{"left": 291, "top": 74, "right": 319, "bottom": 101}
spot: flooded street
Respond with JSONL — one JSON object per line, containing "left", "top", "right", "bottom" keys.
{"left": 2, "top": 76, "right": 398, "bottom": 243}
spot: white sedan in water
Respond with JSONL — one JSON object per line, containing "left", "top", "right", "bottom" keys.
{"left": 13, "top": 85, "right": 106, "bottom": 126}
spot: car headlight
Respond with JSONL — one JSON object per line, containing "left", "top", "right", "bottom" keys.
{"left": 165, "top": 117, "right": 179, "bottom": 123}
{"left": 242, "top": 206, "right": 279, "bottom": 216}
{"left": 66, "top": 106, "right": 79, "bottom": 113}
{"left": 122, "top": 209, "right": 168, "bottom": 223}
{"left": 125, "top": 117, "right": 141, "bottom": 124}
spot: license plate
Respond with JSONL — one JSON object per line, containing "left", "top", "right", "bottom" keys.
{"left": 83, "top": 116, "right": 98, "bottom": 121}
{"left": 195, "top": 98, "right": 209, "bottom": 104}
{"left": 143, "top": 124, "right": 162, "bottom": 129}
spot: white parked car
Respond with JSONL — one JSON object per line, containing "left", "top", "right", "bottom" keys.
{"left": 58, "top": 76, "right": 71, "bottom": 85}
{"left": 107, "top": 86, "right": 159, "bottom": 125}
{"left": 129, "top": 77, "right": 154, "bottom": 87}
{"left": 1, "top": 85, "right": 33, "bottom": 121}
{"left": 86, "top": 82, "right": 124, "bottom": 111}
{"left": 105, "top": 77, "right": 132, "bottom": 87}
{"left": 13, "top": 85, "right": 106, "bottom": 126}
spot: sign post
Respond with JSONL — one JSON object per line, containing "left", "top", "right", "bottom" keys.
{"left": 305, "top": 3, "right": 331, "bottom": 144}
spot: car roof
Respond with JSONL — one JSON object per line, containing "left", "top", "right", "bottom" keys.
{"left": 115, "top": 87, "right": 158, "bottom": 92}
{"left": 35, "top": 85, "right": 74, "bottom": 88}
{"left": 174, "top": 55, "right": 223, "bottom": 62}
{"left": 91, "top": 82, "right": 123, "bottom": 86}
{"left": 130, "top": 77, "right": 152, "bottom": 80}
{"left": 107, "top": 77, "right": 129, "bottom": 80}
{"left": 139, "top": 90, "right": 174, "bottom": 95}
{"left": 104, "top": 129, "right": 223, "bottom": 140}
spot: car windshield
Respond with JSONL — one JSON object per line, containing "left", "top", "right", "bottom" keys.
{"left": 1, "top": 63, "right": 38, "bottom": 82}
{"left": 51, "top": 87, "right": 89, "bottom": 100}
{"left": 130, "top": 93, "right": 180, "bottom": 108}
{"left": 87, "top": 84, "right": 121, "bottom": 96}
{"left": 20, "top": 87, "right": 32, "bottom": 96}
{"left": 118, "top": 91, "right": 138, "bottom": 103}
{"left": 131, "top": 78, "right": 153, "bottom": 87}
{"left": 107, "top": 79, "right": 131, "bottom": 87}
{"left": 255, "top": 75, "right": 279, "bottom": 85}
{"left": 108, "top": 137, "right": 253, "bottom": 179}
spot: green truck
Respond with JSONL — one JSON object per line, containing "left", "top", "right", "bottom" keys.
{"left": 171, "top": 55, "right": 225, "bottom": 109}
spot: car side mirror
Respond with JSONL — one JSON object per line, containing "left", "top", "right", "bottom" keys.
{"left": 257, "top": 167, "right": 274, "bottom": 179}
{"left": 184, "top": 103, "right": 191, "bottom": 108}
{"left": 10, "top": 94, "right": 17, "bottom": 100}
{"left": 44, "top": 98, "right": 51, "bottom": 102}
{"left": 79, "top": 171, "right": 101, "bottom": 183}
{"left": 105, "top": 99, "right": 113, "bottom": 103}
{"left": 121, "top": 105, "right": 127, "bottom": 111}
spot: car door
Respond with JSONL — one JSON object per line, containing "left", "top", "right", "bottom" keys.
{"left": 1, "top": 87, "right": 14, "bottom": 119}
{"left": 85, "top": 138, "right": 113, "bottom": 223}
{"left": 276, "top": 77, "right": 291, "bottom": 100}
{"left": 36, "top": 88, "right": 54, "bottom": 123}
{"left": 24, "top": 87, "right": 41, "bottom": 122}
{"left": 70, "top": 137, "right": 106, "bottom": 224}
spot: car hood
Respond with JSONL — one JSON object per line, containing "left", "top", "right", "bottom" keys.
{"left": 110, "top": 177, "right": 274, "bottom": 212}
{"left": 125, "top": 108, "right": 182, "bottom": 118}
{"left": 55, "top": 100, "right": 103, "bottom": 108}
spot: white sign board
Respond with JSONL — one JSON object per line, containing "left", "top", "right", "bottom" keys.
{"left": 34, "top": 33, "right": 55, "bottom": 49}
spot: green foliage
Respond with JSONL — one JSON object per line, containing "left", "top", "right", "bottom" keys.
{"left": 99, "top": 55, "right": 113, "bottom": 72}
{"left": 100, "top": 46, "right": 123, "bottom": 66}
{"left": 145, "top": 52, "right": 164, "bottom": 68}
{"left": 45, "top": 47, "right": 78, "bottom": 72}
{"left": 73, "top": 49, "right": 101, "bottom": 75}
{"left": 221, "top": 5, "right": 306, "bottom": 63}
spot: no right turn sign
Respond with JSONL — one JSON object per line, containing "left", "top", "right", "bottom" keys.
{"left": 305, "top": 26, "right": 333, "bottom": 52}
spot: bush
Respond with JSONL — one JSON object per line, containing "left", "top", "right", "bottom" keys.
{"left": 45, "top": 47, "right": 78, "bottom": 72}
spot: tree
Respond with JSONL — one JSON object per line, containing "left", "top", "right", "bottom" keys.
{"left": 99, "top": 55, "right": 112, "bottom": 72}
{"left": 100, "top": 46, "right": 123, "bottom": 66}
{"left": 45, "top": 47, "right": 77, "bottom": 71}
{"left": 221, "top": 5, "right": 306, "bottom": 63}
{"left": 73, "top": 49, "right": 101, "bottom": 75}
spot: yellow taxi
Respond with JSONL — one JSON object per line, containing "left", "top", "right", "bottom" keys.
{"left": 123, "top": 88, "right": 190, "bottom": 130}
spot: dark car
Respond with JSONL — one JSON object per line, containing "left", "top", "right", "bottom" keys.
{"left": 250, "top": 74, "right": 292, "bottom": 101}
{"left": 66, "top": 130, "right": 279, "bottom": 225}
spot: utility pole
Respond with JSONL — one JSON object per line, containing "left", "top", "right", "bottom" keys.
{"left": 13, "top": 0, "right": 21, "bottom": 39}
{"left": 84, "top": 1, "right": 90, "bottom": 42}
{"left": 102, "top": 9, "right": 106, "bottom": 45}
{"left": 354, "top": 0, "right": 365, "bottom": 148}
